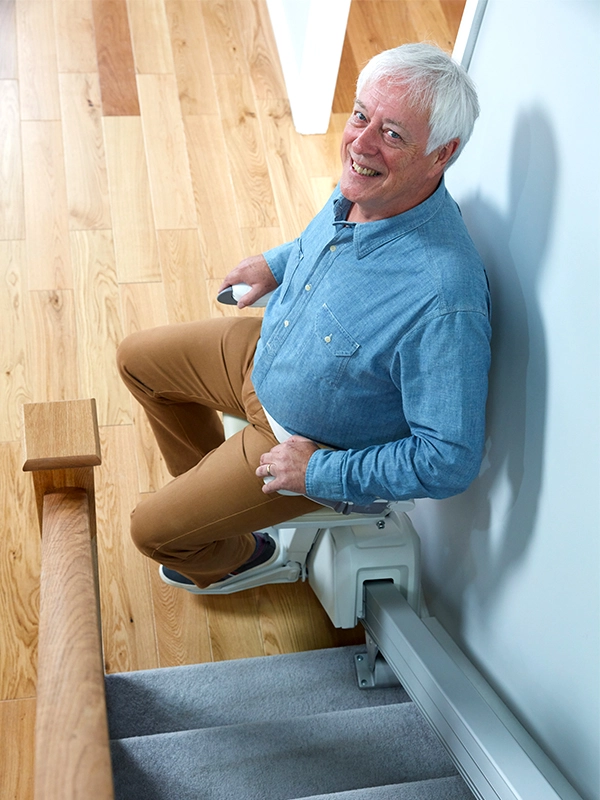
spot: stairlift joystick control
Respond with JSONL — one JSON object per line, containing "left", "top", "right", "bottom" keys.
{"left": 217, "top": 283, "right": 274, "bottom": 308}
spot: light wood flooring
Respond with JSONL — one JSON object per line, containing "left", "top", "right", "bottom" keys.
{"left": 0, "top": 1, "right": 464, "bottom": 796}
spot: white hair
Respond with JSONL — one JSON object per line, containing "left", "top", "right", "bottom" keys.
{"left": 356, "top": 43, "right": 480, "bottom": 168}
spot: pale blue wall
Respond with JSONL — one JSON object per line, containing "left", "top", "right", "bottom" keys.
{"left": 412, "top": 2, "right": 600, "bottom": 798}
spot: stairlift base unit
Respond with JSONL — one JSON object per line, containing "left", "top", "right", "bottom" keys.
{"left": 307, "top": 509, "right": 421, "bottom": 629}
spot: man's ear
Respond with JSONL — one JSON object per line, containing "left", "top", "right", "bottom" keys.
{"left": 434, "top": 138, "right": 460, "bottom": 170}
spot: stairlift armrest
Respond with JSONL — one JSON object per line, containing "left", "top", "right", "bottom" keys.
{"left": 263, "top": 474, "right": 298, "bottom": 496}
{"left": 264, "top": 475, "right": 414, "bottom": 517}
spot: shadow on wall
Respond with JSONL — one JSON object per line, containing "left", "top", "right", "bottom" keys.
{"left": 412, "top": 107, "right": 558, "bottom": 632}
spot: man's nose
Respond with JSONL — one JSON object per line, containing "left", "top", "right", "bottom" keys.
{"left": 352, "top": 123, "right": 379, "bottom": 154}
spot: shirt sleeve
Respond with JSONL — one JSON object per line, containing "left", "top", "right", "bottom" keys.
{"left": 304, "top": 309, "right": 491, "bottom": 504}
{"left": 263, "top": 240, "right": 296, "bottom": 284}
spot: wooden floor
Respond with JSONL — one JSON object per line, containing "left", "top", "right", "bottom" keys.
{"left": 0, "top": 0, "right": 464, "bottom": 796}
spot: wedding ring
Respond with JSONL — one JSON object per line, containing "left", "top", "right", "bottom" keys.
{"left": 266, "top": 463, "right": 273, "bottom": 476}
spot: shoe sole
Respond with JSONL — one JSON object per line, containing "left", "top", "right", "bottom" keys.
{"left": 159, "top": 564, "right": 206, "bottom": 594}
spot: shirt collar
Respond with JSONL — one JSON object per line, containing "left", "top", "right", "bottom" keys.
{"left": 332, "top": 179, "right": 447, "bottom": 258}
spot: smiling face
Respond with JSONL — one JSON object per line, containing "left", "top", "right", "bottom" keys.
{"left": 340, "top": 79, "right": 459, "bottom": 223}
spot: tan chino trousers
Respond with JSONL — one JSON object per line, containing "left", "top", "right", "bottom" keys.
{"left": 116, "top": 317, "right": 320, "bottom": 588}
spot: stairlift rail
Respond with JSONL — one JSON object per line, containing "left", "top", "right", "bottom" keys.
{"left": 22, "top": 400, "right": 114, "bottom": 800}
{"left": 361, "top": 582, "right": 584, "bottom": 800}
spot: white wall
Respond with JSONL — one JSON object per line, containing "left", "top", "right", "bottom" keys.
{"left": 412, "top": 2, "right": 600, "bottom": 798}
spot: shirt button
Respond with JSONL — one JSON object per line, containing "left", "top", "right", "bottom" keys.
{"left": 324, "top": 335, "right": 332, "bottom": 343}
{"left": 284, "top": 320, "right": 289, "bottom": 327}
{"left": 329, "top": 245, "right": 337, "bottom": 252}
{"left": 305, "top": 284, "right": 311, "bottom": 291}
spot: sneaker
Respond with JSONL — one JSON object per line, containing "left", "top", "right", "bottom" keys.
{"left": 159, "top": 565, "right": 199, "bottom": 591}
{"left": 229, "top": 531, "right": 278, "bottom": 576}
{"left": 159, "top": 532, "right": 279, "bottom": 592}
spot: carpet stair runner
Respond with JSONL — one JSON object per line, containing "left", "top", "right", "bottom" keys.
{"left": 106, "top": 644, "right": 474, "bottom": 800}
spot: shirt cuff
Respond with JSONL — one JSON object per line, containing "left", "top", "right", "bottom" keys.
{"left": 263, "top": 241, "right": 295, "bottom": 284}
{"left": 305, "top": 449, "right": 345, "bottom": 501}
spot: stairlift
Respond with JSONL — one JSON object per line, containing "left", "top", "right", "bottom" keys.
{"left": 202, "top": 358, "right": 584, "bottom": 800}
{"left": 159, "top": 286, "right": 585, "bottom": 800}
{"left": 191, "top": 284, "right": 423, "bottom": 631}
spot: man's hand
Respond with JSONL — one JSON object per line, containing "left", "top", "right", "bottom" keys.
{"left": 257, "top": 436, "right": 319, "bottom": 495}
{"left": 219, "top": 254, "right": 279, "bottom": 309}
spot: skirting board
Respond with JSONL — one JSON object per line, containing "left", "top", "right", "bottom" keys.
{"left": 452, "top": 0, "right": 489, "bottom": 69}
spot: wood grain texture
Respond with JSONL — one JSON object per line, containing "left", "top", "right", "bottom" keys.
{"left": 92, "top": 0, "right": 140, "bottom": 116}
{"left": 26, "top": 289, "right": 79, "bottom": 402}
{"left": 22, "top": 399, "right": 101, "bottom": 472}
{"left": 95, "top": 425, "right": 159, "bottom": 673}
{"left": 59, "top": 73, "right": 112, "bottom": 231}
{"left": 35, "top": 489, "right": 114, "bottom": 799}
{"left": 149, "top": 564, "right": 213, "bottom": 668}
{"left": 165, "top": 0, "right": 219, "bottom": 116}
{"left": 239, "top": 0, "right": 287, "bottom": 102}
{"left": 0, "top": 80, "right": 25, "bottom": 239}
{"left": 440, "top": 0, "right": 468, "bottom": 36}
{"left": 204, "top": 589, "right": 266, "bottom": 662}
{"left": 296, "top": 113, "right": 347, "bottom": 181}
{"left": 127, "top": 0, "right": 174, "bottom": 74}
{"left": 0, "top": 0, "right": 17, "bottom": 79}
{"left": 201, "top": 0, "right": 248, "bottom": 76}
{"left": 103, "top": 116, "right": 161, "bottom": 282}
{"left": 15, "top": 0, "right": 60, "bottom": 120}
{"left": 0, "top": 80, "right": 25, "bottom": 240}
{"left": 0, "top": 242, "right": 29, "bottom": 443}
{"left": 260, "top": 582, "right": 363, "bottom": 656}
{"left": 0, "top": 697, "right": 36, "bottom": 800}
{"left": 255, "top": 95, "right": 317, "bottom": 240}
{"left": 311, "top": 175, "right": 341, "bottom": 213}
{"left": 21, "top": 121, "right": 72, "bottom": 291}
{"left": 54, "top": 0, "right": 98, "bottom": 73}
{"left": 157, "top": 229, "right": 212, "bottom": 323}
{"left": 184, "top": 114, "right": 246, "bottom": 278}
{"left": 215, "top": 73, "right": 279, "bottom": 229}
{"left": 0, "top": 442, "right": 40, "bottom": 701}
{"left": 137, "top": 73, "right": 198, "bottom": 229}
{"left": 70, "top": 231, "right": 132, "bottom": 426}
{"left": 408, "top": 0, "right": 456, "bottom": 49}
{"left": 239, "top": 226, "right": 284, "bottom": 259}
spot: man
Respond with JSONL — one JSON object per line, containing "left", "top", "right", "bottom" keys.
{"left": 117, "top": 43, "right": 491, "bottom": 592}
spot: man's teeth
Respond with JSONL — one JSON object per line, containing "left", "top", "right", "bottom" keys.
{"left": 352, "top": 161, "right": 379, "bottom": 177}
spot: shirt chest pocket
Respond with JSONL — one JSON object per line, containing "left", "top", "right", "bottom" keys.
{"left": 311, "top": 303, "right": 360, "bottom": 386}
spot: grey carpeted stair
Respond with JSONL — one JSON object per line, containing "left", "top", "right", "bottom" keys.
{"left": 302, "top": 777, "right": 474, "bottom": 800}
{"left": 106, "top": 645, "right": 474, "bottom": 800}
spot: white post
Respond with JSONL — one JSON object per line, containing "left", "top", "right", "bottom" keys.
{"left": 266, "top": 0, "right": 352, "bottom": 134}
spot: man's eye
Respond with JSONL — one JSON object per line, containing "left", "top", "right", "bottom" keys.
{"left": 386, "top": 129, "right": 402, "bottom": 140}
{"left": 353, "top": 111, "right": 367, "bottom": 122}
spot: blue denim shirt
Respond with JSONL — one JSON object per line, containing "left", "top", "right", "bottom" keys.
{"left": 252, "top": 180, "right": 491, "bottom": 505}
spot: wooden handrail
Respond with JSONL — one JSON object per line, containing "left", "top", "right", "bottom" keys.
{"left": 23, "top": 400, "right": 114, "bottom": 800}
